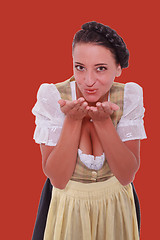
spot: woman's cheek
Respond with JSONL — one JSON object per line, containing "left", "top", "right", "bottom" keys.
{"left": 75, "top": 76, "right": 84, "bottom": 86}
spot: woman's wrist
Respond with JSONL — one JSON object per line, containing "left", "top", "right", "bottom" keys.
{"left": 92, "top": 116, "right": 112, "bottom": 127}
{"left": 92, "top": 117, "right": 116, "bottom": 136}
{"left": 65, "top": 115, "right": 83, "bottom": 124}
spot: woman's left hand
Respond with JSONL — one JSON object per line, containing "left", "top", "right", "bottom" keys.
{"left": 87, "top": 101, "right": 119, "bottom": 121}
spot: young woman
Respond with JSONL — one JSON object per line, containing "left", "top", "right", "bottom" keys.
{"left": 32, "top": 21, "right": 147, "bottom": 240}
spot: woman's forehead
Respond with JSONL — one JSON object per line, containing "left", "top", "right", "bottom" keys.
{"left": 73, "top": 43, "right": 115, "bottom": 65}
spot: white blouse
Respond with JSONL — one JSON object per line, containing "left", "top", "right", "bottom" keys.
{"left": 32, "top": 80, "right": 147, "bottom": 170}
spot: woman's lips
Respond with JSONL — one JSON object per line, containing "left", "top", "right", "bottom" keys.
{"left": 85, "top": 89, "right": 97, "bottom": 94}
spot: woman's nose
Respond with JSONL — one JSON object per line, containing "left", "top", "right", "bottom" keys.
{"left": 84, "top": 71, "right": 96, "bottom": 87}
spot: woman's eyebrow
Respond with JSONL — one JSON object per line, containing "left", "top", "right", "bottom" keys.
{"left": 74, "top": 62, "right": 85, "bottom": 65}
{"left": 74, "top": 62, "right": 108, "bottom": 66}
{"left": 95, "top": 63, "right": 108, "bottom": 66}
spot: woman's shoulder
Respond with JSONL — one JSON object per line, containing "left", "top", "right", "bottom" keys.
{"left": 112, "top": 81, "right": 143, "bottom": 97}
{"left": 113, "top": 81, "right": 142, "bottom": 89}
{"left": 36, "top": 83, "right": 59, "bottom": 100}
{"left": 124, "top": 82, "right": 143, "bottom": 96}
{"left": 36, "top": 76, "right": 74, "bottom": 102}
{"left": 122, "top": 82, "right": 145, "bottom": 119}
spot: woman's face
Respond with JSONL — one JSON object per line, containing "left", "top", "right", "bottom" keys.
{"left": 72, "top": 43, "right": 122, "bottom": 105}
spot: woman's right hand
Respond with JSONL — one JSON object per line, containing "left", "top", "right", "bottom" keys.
{"left": 58, "top": 97, "right": 88, "bottom": 120}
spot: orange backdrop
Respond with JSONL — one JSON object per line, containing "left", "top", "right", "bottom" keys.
{"left": 1, "top": 0, "right": 159, "bottom": 239}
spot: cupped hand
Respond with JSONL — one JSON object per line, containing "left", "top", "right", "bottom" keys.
{"left": 58, "top": 97, "right": 88, "bottom": 120}
{"left": 87, "top": 101, "right": 120, "bottom": 121}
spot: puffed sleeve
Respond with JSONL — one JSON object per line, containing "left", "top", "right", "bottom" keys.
{"left": 117, "top": 82, "right": 147, "bottom": 142}
{"left": 32, "top": 83, "right": 65, "bottom": 146}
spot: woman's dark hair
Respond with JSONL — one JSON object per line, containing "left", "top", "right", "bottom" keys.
{"left": 72, "top": 21, "right": 129, "bottom": 69}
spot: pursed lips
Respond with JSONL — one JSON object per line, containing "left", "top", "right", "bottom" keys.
{"left": 85, "top": 89, "right": 97, "bottom": 94}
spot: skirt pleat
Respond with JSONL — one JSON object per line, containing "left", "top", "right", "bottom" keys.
{"left": 44, "top": 177, "right": 139, "bottom": 240}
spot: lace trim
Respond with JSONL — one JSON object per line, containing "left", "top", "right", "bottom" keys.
{"left": 78, "top": 149, "right": 105, "bottom": 170}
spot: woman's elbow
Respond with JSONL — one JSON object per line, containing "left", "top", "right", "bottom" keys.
{"left": 50, "top": 178, "right": 68, "bottom": 190}
{"left": 42, "top": 168, "right": 67, "bottom": 190}
{"left": 119, "top": 173, "right": 135, "bottom": 186}
{"left": 121, "top": 160, "right": 140, "bottom": 186}
{"left": 119, "top": 165, "right": 139, "bottom": 186}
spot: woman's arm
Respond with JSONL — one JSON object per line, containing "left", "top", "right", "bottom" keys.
{"left": 40, "top": 98, "right": 88, "bottom": 189}
{"left": 87, "top": 101, "right": 140, "bottom": 186}
{"left": 93, "top": 117, "right": 140, "bottom": 186}
{"left": 41, "top": 117, "right": 82, "bottom": 189}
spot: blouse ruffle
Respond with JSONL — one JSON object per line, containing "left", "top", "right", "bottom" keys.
{"left": 32, "top": 81, "right": 147, "bottom": 146}
{"left": 116, "top": 82, "right": 147, "bottom": 141}
{"left": 32, "top": 83, "right": 65, "bottom": 146}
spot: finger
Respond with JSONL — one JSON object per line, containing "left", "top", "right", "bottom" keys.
{"left": 81, "top": 102, "right": 89, "bottom": 115}
{"left": 73, "top": 100, "right": 81, "bottom": 110}
{"left": 86, "top": 106, "right": 90, "bottom": 111}
{"left": 80, "top": 101, "right": 88, "bottom": 110}
{"left": 102, "top": 102, "right": 110, "bottom": 111}
{"left": 84, "top": 107, "right": 89, "bottom": 115}
{"left": 96, "top": 102, "right": 104, "bottom": 112}
{"left": 77, "top": 97, "right": 85, "bottom": 103}
{"left": 73, "top": 102, "right": 87, "bottom": 116}
{"left": 61, "top": 100, "right": 77, "bottom": 113}
{"left": 102, "top": 102, "right": 113, "bottom": 115}
{"left": 58, "top": 99, "right": 66, "bottom": 107}
{"left": 89, "top": 106, "right": 97, "bottom": 112}
{"left": 109, "top": 102, "right": 120, "bottom": 111}
{"left": 69, "top": 100, "right": 79, "bottom": 109}
{"left": 74, "top": 100, "right": 88, "bottom": 111}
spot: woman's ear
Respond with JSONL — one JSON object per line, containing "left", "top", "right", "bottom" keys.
{"left": 116, "top": 64, "right": 122, "bottom": 77}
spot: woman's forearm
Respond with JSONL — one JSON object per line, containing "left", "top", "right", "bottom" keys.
{"left": 93, "top": 117, "right": 140, "bottom": 185}
{"left": 43, "top": 116, "right": 82, "bottom": 189}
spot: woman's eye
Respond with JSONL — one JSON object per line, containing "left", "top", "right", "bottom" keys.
{"left": 97, "top": 66, "right": 107, "bottom": 72}
{"left": 75, "top": 65, "right": 85, "bottom": 71}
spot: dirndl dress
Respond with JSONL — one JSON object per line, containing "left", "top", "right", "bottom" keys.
{"left": 31, "top": 78, "right": 147, "bottom": 239}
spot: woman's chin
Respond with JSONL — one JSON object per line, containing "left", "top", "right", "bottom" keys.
{"left": 83, "top": 95, "right": 100, "bottom": 104}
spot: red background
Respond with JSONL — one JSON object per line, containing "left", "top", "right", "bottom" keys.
{"left": 1, "top": 0, "right": 159, "bottom": 239}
